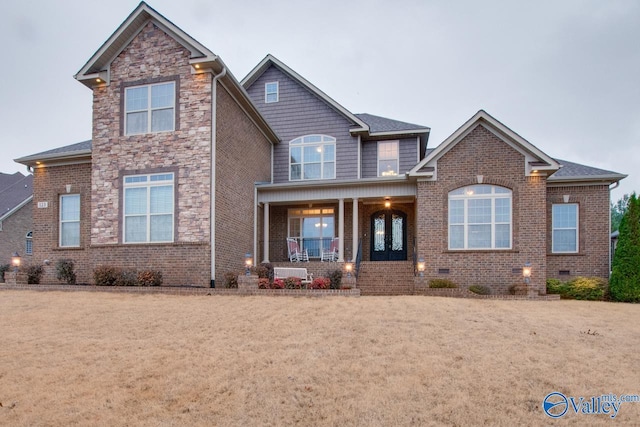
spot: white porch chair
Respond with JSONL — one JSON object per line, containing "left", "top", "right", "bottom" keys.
{"left": 287, "top": 237, "right": 309, "bottom": 262}
{"left": 321, "top": 237, "right": 339, "bottom": 262}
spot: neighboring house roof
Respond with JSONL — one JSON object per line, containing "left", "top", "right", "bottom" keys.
{"left": 409, "top": 110, "right": 561, "bottom": 177}
{"left": 73, "top": 1, "right": 277, "bottom": 143}
{"left": 549, "top": 159, "right": 627, "bottom": 184}
{"left": 15, "top": 140, "right": 92, "bottom": 169}
{"left": 0, "top": 172, "right": 33, "bottom": 222}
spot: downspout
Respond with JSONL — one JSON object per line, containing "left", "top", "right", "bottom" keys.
{"left": 210, "top": 65, "right": 227, "bottom": 287}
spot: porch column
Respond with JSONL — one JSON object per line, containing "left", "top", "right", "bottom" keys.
{"left": 352, "top": 198, "right": 359, "bottom": 262}
{"left": 338, "top": 198, "right": 345, "bottom": 262}
{"left": 263, "top": 202, "right": 270, "bottom": 263}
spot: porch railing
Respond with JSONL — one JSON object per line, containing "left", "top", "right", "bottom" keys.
{"left": 259, "top": 238, "right": 335, "bottom": 262}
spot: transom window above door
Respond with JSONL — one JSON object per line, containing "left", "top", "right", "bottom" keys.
{"left": 289, "top": 135, "right": 336, "bottom": 181}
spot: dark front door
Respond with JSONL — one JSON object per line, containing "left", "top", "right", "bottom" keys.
{"left": 370, "top": 209, "right": 407, "bottom": 261}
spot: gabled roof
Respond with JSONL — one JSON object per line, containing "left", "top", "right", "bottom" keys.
{"left": 0, "top": 172, "right": 33, "bottom": 221}
{"left": 241, "top": 54, "right": 370, "bottom": 132}
{"left": 15, "top": 140, "right": 92, "bottom": 169}
{"left": 409, "top": 110, "right": 561, "bottom": 177}
{"left": 549, "top": 159, "right": 626, "bottom": 184}
{"left": 75, "top": 1, "right": 218, "bottom": 88}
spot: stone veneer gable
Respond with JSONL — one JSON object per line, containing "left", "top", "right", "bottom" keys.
{"left": 91, "top": 22, "right": 212, "bottom": 245}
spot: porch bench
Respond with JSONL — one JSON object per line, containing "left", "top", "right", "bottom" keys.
{"left": 273, "top": 267, "right": 313, "bottom": 284}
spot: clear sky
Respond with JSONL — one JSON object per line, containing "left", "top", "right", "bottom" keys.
{"left": 1, "top": 0, "right": 638, "bottom": 201}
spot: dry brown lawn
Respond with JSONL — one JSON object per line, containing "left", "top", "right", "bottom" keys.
{"left": 0, "top": 291, "right": 638, "bottom": 426}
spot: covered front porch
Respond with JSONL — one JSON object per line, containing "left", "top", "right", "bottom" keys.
{"left": 254, "top": 178, "right": 418, "bottom": 269}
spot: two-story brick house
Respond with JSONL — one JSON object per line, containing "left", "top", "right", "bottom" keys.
{"left": 16, "top": 2, "right": 625, "bottom": 293}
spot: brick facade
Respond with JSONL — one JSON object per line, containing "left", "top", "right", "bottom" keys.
{"left": 32, "top": 163, "right": 92, "bottom": 284}
{"left": 546, "top": 185, "right": 611, "bottom": 279}
{"left": 416, "top": 124, "right": 547, "bottom": 294}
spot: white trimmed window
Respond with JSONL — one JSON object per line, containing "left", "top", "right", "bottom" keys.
{"left": 125, "top": 82, "right": 175, "bottom": 135}
{"left": 288, "top": 208, "right": 335, "bottom": 258}
{"left": 552, "top": 204, "right": 578, "bottom": 253}
{"left": 265, "top": 82, "right": 279, "bottom": 103}
{"left": 378, "top": 140, "right": 399, "bottom": 176}
{"left": 60, "top": 194, "right": 80, "bottom": 247}
{"left": 26, "top": 231, "right": 33, "bottom": 255}
{"left": 123, "top": 173, "right": 174, "bottom": 243}
{"left": 289, "top": 135, "right": 336, "bottom": 181}
{"left": 448, "top": 185, "right": 512, "bottom": 250}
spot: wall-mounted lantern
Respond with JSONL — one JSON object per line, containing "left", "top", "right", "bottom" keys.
{"left": 345, "top": 262, "right": 353, "bottom": 278}
{"left": 523, "top": 262, "right": 532, "bottom": 285}
{"left": 417, "top": 258, "right": 426, "bottom": 277}
{"left": 11, "top": 252, "right": 21, "bottom": 272}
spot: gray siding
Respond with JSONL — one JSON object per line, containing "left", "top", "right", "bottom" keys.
{"left": 361, "top": 137, "right": 419, "bottom": 178}
{"left": 245, "top": 66, "right": 359, "bottom": 183}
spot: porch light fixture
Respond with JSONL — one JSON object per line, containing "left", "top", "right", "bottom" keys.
{"left": 523, "top": 262, "right": 532, "bottom": 284}
{"left": 245, "top": 252, "right": 253, "bottom": 276}
{"left": 11, "top": 252, "right": 21, "bottom": 272}
{"left": 384, "top": 198, "right": 391, "bottom": 209}
{"left": 345, "top": 262, "right": 353, "bottom": 278}
{"left": 417, "top": 258, "right": 426, "bottom": 277}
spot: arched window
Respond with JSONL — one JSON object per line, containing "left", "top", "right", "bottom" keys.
{"left": 26, "top": 231, "right": 33, "bottom": 255}
{"left": 448, "top": 185, "right": 512, "bottom": 250}
{"left": 289, "top": 135, "right": 336, "bottom": 181}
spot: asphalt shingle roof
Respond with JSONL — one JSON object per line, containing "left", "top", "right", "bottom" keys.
{"left": 28, "top": 140, "right": 92, "bottom": 158}
{"left": 550, "top": 159, "right": 625, "bottom": 180}
{"left": 0, "top": 172, "right": 33, "bottom": 218}
{"left": 355, "top": 113, "right": 429, "bottom": 134}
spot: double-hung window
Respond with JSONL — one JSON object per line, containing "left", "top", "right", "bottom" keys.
{"left": 123, "top": 173, "right": 174, "bottom": 243}
{"left": 265, "top": 82, "right": 279, "bottom": 103}
{"left": 378, "top": 141, "right": 399, "bottom": 176}
{"left": 289, "top": 135, "right": 336, "bottom": 181}
{"left": 125, "top": 81, "right": 175, "bottom": 135}
{"left": 448, "top": 185, "right": 512, "bottom": 250}
{"left": 552, "top": 204, "right": 578, "bottom": 253}
{"left": 60, "top": 194, "right": 80, "bottom": 247}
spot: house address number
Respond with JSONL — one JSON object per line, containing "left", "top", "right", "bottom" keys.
{"left": 37, "top": 201, "right": 48, "bottom": 209}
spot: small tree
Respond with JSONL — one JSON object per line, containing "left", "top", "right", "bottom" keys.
{"left": 611, "top": 194, "right": 630, "bottom": 232}
{"left": 609, "top": 193, "right": 640, "bottom": 302}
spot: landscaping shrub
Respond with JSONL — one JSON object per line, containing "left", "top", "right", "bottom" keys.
{"left": 428, "top": 278, "right": 457, "bottom": 288}
{"left": 310, "top": 277, "right": 330, "bottom": 290}
{"left": 94, "top": 266, "right": 120, "bottom": 286}
{"left": 547, "top": 277, "right": 606, "bottom": 300}
{"left": 284, "top": 276, "right": 302, "bottom": 289}
{"left": 468, "top": 285, "right": 491, "bottom": 295}
{"left": 258, "top": 262, "right": 273, "bottom": 282}
{"left": 271, "top": 278, "right": 285, "bottom": 289}
{"left": 116, "top": 269, "right": 137, "bottom": 286}
{"left": 546, "top": 278, "right": 569, "bottom": 297}
{"left": 327, "top": 269, "right": 342, "bottom": 289}
{"left": 55, "top": 259, "right": 76, "bottom": 285}
{"left": 0, "top": 264, "right": 9, "bottom": 282}
{"left": 508, "top": 284, "right": 517, "bottom": 295}
{"left": 26, "top": 265, "right": 44, "bottom": 284}
{"left": 224, "top": 271, "right": 238, "bottom": 289}
{"left": 137, "top": 270, "right": 163, "bottom": 286}
{"left": 258, "top": 278, "right": 270, "bottom": 289}
{"left": 565, "top": 277, "right": 607, "bottom": 301}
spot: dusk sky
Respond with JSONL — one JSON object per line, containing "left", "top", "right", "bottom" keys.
{"left": 1, "top": 0, "right": 638, "bottom": 201}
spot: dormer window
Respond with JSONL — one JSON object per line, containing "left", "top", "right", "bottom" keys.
{"left": 265, "top": 82, "right": 279, "bottom": 103}
{"left": 125, "top": 81, "right": 175, "bottom": 135}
